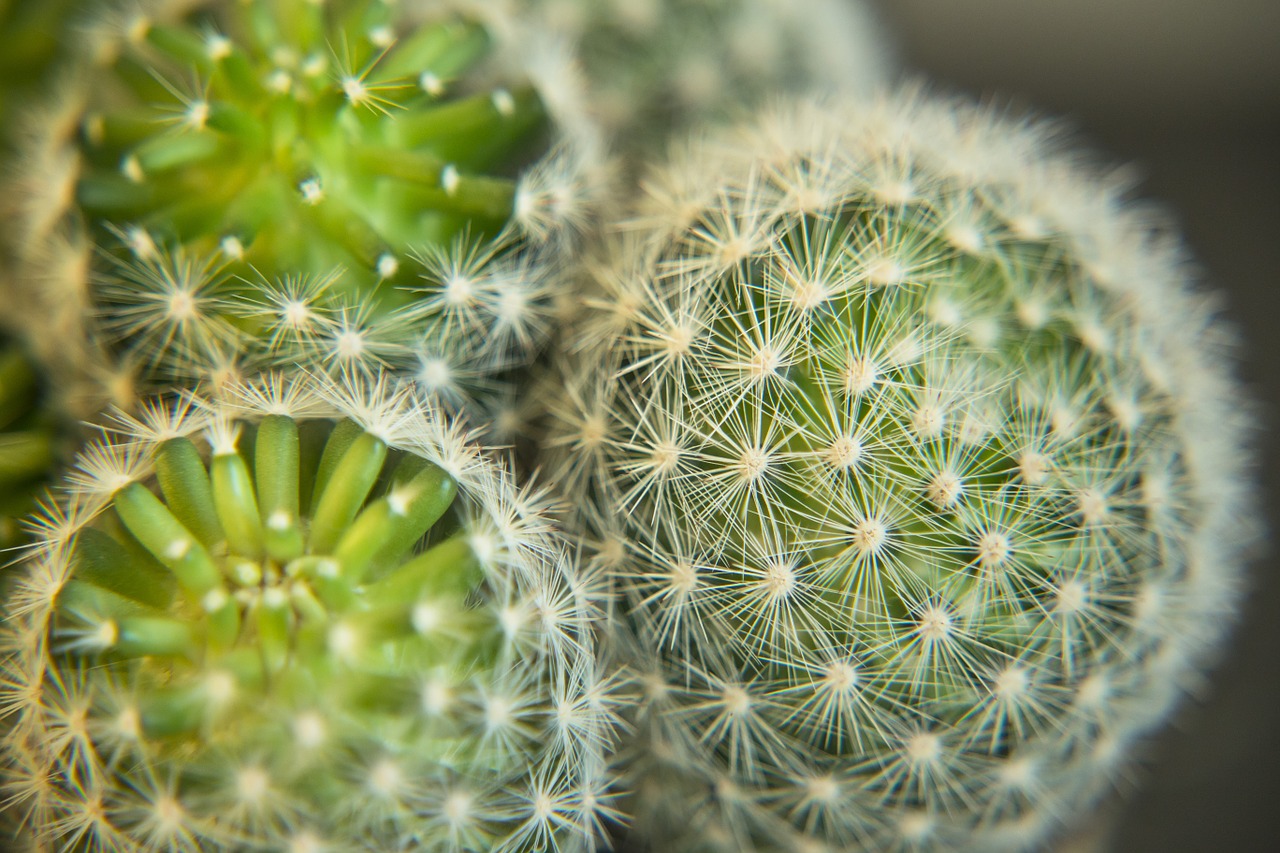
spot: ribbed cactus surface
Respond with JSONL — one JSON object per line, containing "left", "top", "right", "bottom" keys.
{"left": 7, "top": 0, "right": 601, "bottom": 421}
{"left": 546, "top": 91, "right": 1253, "bottom": 851}
{"left": 0, "top": 338, "right": 57, "bottom": 549}
{"left": 0, "top": 373, "right": 614, "bottom": 851}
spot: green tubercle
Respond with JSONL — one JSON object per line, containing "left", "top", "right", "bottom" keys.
{"left": 0, "top": 376, "right": 613, "bottom": 850}
{"left": 79, "top": 0, "right": 544, "bottom": 298}
{"left": 9, "top": 0, "right": 602, "bottom": 422}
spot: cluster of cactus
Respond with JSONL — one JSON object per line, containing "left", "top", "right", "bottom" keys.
{"left": 0, "top": 373, "right": 614, "bottom": 850}
{"left": 0, "top": 2, "right": 1258, "bottom": 852}
{"left": 544, "top": 92, "right": 1252, "bottom": 851}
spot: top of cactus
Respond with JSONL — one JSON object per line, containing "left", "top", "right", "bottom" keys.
{"left": 6, "top": 0, "right": 603, "bottom": 419}
{"left": 547, "top": 89, "right": 1254, "bottom": 851}
{"left": 0, "top": 371, "right": 618, "bottom": 851}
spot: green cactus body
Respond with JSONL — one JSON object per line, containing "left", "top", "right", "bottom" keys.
{"left": 0, "top": 374, "right": 614, "bottom": 851}
{"left": 8, "top": 0, "right": 601, "bottom": 421}
{"left": 547, "top": 92, "right": 1253, "bottom": 851}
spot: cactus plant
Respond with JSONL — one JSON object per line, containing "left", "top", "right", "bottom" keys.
{"left": 0, "top": 372, "right": 617, "bottom": 851}
{"left": 514, "top": 0, "right": 892, "bottom": 170}
{"left": 5, "top": 0, "right": 603, "bottom": 424}
{"left": 544, "top": 90, "right": 1255, "bottom": 851}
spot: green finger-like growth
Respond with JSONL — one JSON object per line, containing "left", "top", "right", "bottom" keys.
{"left": 8, "top": 0, "right": 602, "bottom": 423}
{"left": 546, "top": 91, "right": 1255, "bottom": 851}
{"left": 78, "top": 2, "right": 536, "bottom": 284}
{"left": 0, "top": 373, "right": 615, "bottom": 851}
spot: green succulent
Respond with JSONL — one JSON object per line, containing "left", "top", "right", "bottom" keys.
{"left": 0, "top": 372, "right": 616, "bottom": 851}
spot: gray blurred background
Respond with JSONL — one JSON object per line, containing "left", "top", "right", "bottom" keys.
{"left": 868, "top": 1, "right": 1280, "bottom": 850}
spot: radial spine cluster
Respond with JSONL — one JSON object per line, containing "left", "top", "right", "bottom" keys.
{"left": 0, "top": 373, "right": 615, "bottom": 851}
{"left": 6, "top": 0, "right": 602, "bottom": 423}
{"left": 545, "top": 90, "right": 1253, "bottom": 851}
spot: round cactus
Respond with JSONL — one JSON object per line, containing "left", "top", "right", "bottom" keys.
{"left": 0, "top": 372, "right": 616, "bottom": 851}
{"left": 545, "top": 91, "right": 1254, "bottom": 851}
{"left": 5, "top": 0, "right": 602, "bottom": 422}
{"left": 514, "top": 0, "right": 892, "bottom": 168}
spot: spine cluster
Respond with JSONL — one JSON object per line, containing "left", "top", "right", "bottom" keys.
{"left": 0, "top": 373, "right": 615, "bottom": 851}
{"left": 545, "top": 91, "right": 1253, "bottom": 851}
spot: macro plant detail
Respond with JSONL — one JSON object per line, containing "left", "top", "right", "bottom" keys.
{"left": 0, "top": 374, "right": 615, "bottom": 851}
{"left": 6, "top": 0, "right": 601, "bottom": 421}
{"left": 546, "top": 91, "right": 1253, "bottom": 851}
{"left": 0, "top": 0, "right": 1262, "bottom": 850}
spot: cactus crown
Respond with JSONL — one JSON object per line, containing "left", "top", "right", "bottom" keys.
{"left": 1, "top": 374, "right": 614, "bottom": 851}
{"left": 10, "top": 0, "right": 600, "bottom": 419}
{"left": 0, "top": 0, "right": 75, "bottom": 151}
{"left": 548, "top": 92, "right": 1251, "bottom": 851}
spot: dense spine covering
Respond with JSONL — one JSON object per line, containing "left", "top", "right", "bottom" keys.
{"left": 514, "top": 0, "right": 892, "bottom": 168}
{"left": 544, "top": 91, "right": 1254, "bottom": 851}
{"left": 0, "top": 372, "right": 619, "bottom": 851}
{"left": 5, "top": 0, "right": 603, "bottom": 427}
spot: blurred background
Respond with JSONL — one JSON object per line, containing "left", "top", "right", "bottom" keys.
{"left": 868, "top": 1, "right": 1280, "bottom": 850}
